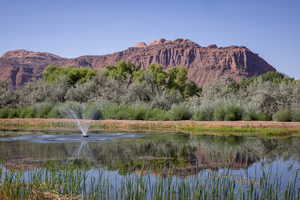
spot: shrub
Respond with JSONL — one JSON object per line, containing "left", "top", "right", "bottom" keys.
{"left": 213, "top": 106, "right": 226, "bottom": 121}
{"left": 0, "top": 108, "right": 10, "bottom": 118}
{"left": 19, "top": 107, "right": 35, "bottom": 118}
{"left": 168, "top": 105, "right": 192, "bottom": 121}
{"left": 101, "top": 104, "right": 134, "bottom": 120}
{"left": 132, "top": 105, "right": 149, "bottom": 120}
{"left": 101, "top": 104, "right": 160, "bottom": 120}
{"left": 224, "top": 106, "right": 243, "bottom": 121}
{"left": 84, "top": 104, "right": 102, "bottom": 120}
{"left": 273, "top": 109, "right": 292, "bottom": 122}
{"left": 242, "top": 112, "right": 271, "bottom": 121}
{"left": 102, "top": 104, "right": 124, "bottom": 120}
{"left": 144, "top": 108, "right": 169, "bottom": 121}
{"left": 7, "top": 108, "right": 20, "bottom": 118}
{"left": 257, "top": 113, "right": 272, "bottom": 121}
{"left": 214, "top": 105, "right": 243, "bottom": 121}
{"left": 292, "top": 111, "right": 300, "bottom": 122}
{"left": 192, "top": 107, "right": 214, "bottom": 121}
{"left": 58, "top": 102, "right": 86, "bottom": 119}
{"left": 47, "top": 107, "right": 63, "bottom": 118}
{"left": 33, "top": 103, "right": 54, "bottom": 118}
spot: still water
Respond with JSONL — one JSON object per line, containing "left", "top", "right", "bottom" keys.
{"left": 0, "top": 132, "right": 299, "bottom": 199}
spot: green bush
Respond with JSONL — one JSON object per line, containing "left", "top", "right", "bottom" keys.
{"left": 192, "top": 107, "right": 214, "bottom": 121}
{"left": 115, "top": 108, "right": 135, "bottom": 120}
{"left": 144, "top": 108, "right": 169, "bottom": 121}
{"left": 213, "top": 105, "right": 243, "bottom": 121}
{"left": 273, "top": 109, "right": 292, "bottom": 122}
{"left": 102, "top": 104, "right": 125, "bottom": 120}
{"left": 213, "top": 106, "right": 226, "bottom": 121}
{"left": 292, "top": 111, "right": 300, "bottom": 122}
{"left": 168, "top": 105, "right": 192, "bottom": 121}
{"left": 101, "top": 104, "right": 163, "bottom": 120}
{"left": 58, "top": 102, "right": 86, "bottom": 119}
{"left": 33, "top": 103, "right": 54, "bottom": 118}
{"left": 0, "top": 108, "right": 10, "bottom": 118}
{"left": 242, "top": 112, "right": 271, "bottom": 121}
{"left": 19, "top": 107, "right": 35, "bottom": 118}
{"left": 84, "top": 104, "right": 102, "bottom": 120}
{"left": 225, "top": 106, "right": 243, "bottom": 121}
{"left": 7, "top": 108, "right": 20, "bottom": 118}
{"left": 101, "top": 104, "right": 135, "bottom": 120}
{"left": 47, "top": 107, "right": 63, "bottom": 118}
{"left": 224, "top": 112, "right": 236, "bottom": 121}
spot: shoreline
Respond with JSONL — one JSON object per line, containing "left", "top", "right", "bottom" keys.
{"left": 1, "top": 118, "right": 300, "bottom": 137}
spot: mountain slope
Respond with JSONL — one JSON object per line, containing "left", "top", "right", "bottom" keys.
{"left": 0, "top": 38, "right": 276, "bottom": 87}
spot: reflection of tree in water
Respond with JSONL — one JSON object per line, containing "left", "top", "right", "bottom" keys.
{"left": 96, "top": 136, "right": 299, "bottom": 175}
{"left": 77, "top": 135, "right": 259, "bottom": 175}
{"left": 260, "top": 138, "right": 300, "bottom": 162}
{"left": 1, "top": 135, "right": 300, "bottom": 174}
{"left": 261, "top": 139, "right": 279, "bottom": 154}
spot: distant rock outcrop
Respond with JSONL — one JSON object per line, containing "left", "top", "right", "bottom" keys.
{"left": 133, "top": 42, "right": 147, "bottom": 48}
{"left": 0, "top": 38, "right": 276, "bottom": 87}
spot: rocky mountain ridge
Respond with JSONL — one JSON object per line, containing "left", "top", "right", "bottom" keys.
{"left": 0, "top": 38, "right": 276, "bottom": 87}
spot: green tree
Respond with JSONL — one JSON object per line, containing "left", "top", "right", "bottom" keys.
{"left": 0, "top": 80, "right": 18, "bottom": 108}
{"left": 105, "top": 61, "right": 139, "bottom": 87}
{"left": 167, "top": 66, "right": 200, "bottom": 98}
{"left": 43, "top": 65, "right": 96, "bottom": 85}
{"left": 133, "top": 64, "right": 167, "bottom": 93}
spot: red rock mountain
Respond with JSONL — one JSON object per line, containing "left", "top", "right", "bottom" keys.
{"left": 0, "top": 38, "right": 276, "bottom": 87}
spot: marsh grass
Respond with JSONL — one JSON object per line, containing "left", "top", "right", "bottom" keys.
{"left": 1, "top": 119, "right": 300, "bottom": 137}
{"left": 177, "top": 125, "right": 300, "bottom": 137}
{"left": 0, "top": 166, "right": 299, "bottom": 200}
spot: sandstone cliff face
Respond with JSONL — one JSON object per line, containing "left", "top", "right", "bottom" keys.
{"left": 0, "top": 38, "right": 276, "bottom": 87}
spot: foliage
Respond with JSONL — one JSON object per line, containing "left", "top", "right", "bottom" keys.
{"left": 213, "top": 105, "right": 244, "bottom": 121}
{"left": 0, "top": 81, "right": 18, "bottom": 108}
{"left": 239, "top": 71, "right": 294, "bottom": 88}
{"left": 192, "top": 107, "right": 214, "bottom": 121}
{"left": 0, "top": 108, "right": 13, "bottom": 118}
{"left": 166, "top": 66, "right": 200, "bottom": 97}
{"left": 293, "top": 111, "right": 300, "bottom": 122}
{"left": 168, "top": 104, "right": 192, "bottom": 121}
{"left": 0, "top": 165, "right": 299, "bottom": 199}
{"left": 242, "top": 112, "right": 271, "bottom": 121}
{"left": 43, "top": 65, "right": 96, "bottom": 85}
{"left": 273, "top": 109, "right": 293, "bottom": 122}
{"left": 1, "top": 62, "right": 300, "bottom": 122}
{"left": 100, "top": 104, "right": 169, "bottom": 121}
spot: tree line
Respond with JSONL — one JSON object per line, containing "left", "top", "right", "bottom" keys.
{"left": 0, "top": 62, "right": 299, "bottom": 121}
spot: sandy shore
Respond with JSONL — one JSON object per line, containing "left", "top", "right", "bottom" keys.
{"left": 1, "top": 118, "right": 300, "bottom": 128}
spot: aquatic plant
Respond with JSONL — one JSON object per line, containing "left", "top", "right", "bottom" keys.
{"left": 0, "top": 166, "right": 299, "bottom": 200}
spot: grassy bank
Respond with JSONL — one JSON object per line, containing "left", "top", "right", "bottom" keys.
{"left": 1, "top": 119, "right": 300, "bottom": 137}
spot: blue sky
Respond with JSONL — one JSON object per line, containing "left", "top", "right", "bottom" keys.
{"left": 1, "top": 0, "right": 299, "bottom": 78}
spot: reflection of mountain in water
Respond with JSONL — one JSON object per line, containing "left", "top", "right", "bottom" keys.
{"left": 0, "top": 134, "right": 300, "bottom": 175}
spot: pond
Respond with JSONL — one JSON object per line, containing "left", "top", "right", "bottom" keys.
{"left": 0, "top": 131, "right": 299, "bottom": 199}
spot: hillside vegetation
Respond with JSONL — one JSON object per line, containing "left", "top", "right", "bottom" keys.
{"left": 0, "top": 62, "right": 299, "bottom": 122}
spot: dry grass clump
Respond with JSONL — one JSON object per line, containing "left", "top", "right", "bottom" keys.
{"left": 29, "top": 189, "right": 80, "bottom": 200}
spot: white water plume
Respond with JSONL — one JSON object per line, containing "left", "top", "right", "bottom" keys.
{"left": 64, "top": 108, "right": 90, "bottom": 137}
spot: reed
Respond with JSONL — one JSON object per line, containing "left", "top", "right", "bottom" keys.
{"left": 0, "top": 166, "right": 299, "bottom": 200}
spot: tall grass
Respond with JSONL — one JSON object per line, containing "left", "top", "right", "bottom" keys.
{"left": 0, "top": 167, "right": 299, "bottom": 200}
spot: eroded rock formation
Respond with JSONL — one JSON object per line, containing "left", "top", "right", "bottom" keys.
{"left": 0, "top": 38, "right": 276, "bottom": 87}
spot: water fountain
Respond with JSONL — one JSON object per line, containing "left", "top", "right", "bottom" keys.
{"left": 63, "top": 109, "right": 90, "bottom": 137}
{"left": 0, "top": 103, "right": 142, "bottom": 144}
